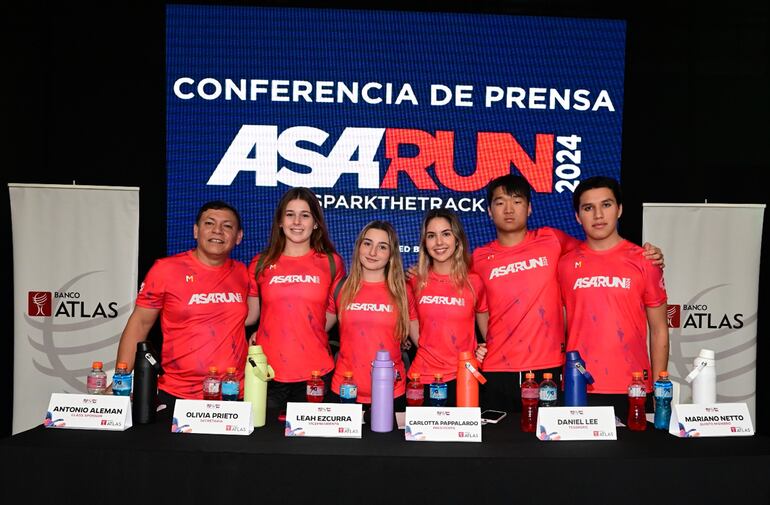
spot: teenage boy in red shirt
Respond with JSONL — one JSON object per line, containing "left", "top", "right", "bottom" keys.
{"left": 557, "top": 176, "right": 669, "bottom": 419}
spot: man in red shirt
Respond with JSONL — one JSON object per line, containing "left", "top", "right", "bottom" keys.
{"left": 114, "top": 201, "right": 252, "bottom": 409}
{"left": 473, "top": 175, "right": 580, "bottom": 412}
{"left": 558, "top": 176, "right": 669, "bottom": 418}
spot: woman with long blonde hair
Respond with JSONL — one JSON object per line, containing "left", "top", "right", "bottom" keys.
{"left": 329, "top": 221, "right": 417, "bottom": 410}
{"left": 408, "top": 208, "right": 489, "bottom": 406}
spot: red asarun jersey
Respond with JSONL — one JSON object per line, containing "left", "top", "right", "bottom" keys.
{"left": 136, "top": 250, "right": 249, "bottom": 399}
{"left": 408, "top": 271, "right": 488, "bottom": 383}
{"left": 471, "top": 227, "right": 579, "bottom": 372}
{"left": 248, "top": 250, "right": 345, "bottom": 382}
{"left": 558, "top": 240, "right": 667, "bottom": 393}
{"left": 330, "top": 281, "right": 417, "bottom": 403}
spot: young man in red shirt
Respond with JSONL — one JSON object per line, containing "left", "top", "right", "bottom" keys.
{"left": 473, "top": 175, "right": 580, "bottom": 412}
{"left": 557, "top": 176, "right": 669, "bottom": 419}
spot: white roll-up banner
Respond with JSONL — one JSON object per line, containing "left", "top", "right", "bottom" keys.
{"left": 642, "top": 203, "right": 765, "bottom": 423}
{"left": 9, "top": 184, "right": 139, "bottom": 434}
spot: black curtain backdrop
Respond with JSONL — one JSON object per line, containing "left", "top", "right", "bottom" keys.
{"left": 3, "top": 1, "right": 768, "bottom": 437}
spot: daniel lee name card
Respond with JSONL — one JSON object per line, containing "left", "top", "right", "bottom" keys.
{"left": 536, "top": 406, "right": 617, "bottom": 441}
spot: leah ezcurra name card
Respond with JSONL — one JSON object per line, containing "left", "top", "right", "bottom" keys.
{"left": 284, "top": 402, "right": 363, "bottom": 438}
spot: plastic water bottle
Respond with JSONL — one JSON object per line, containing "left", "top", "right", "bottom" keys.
{"left": 112, "top": 362, "right": 132, "bottom": 396}
{"left": 406, "top": 372, "right": 424, "bottom": 406}
{"left": 306, "top": 370, "right": 324, "bottom": 403}
{"left": 653, "top": 371, "right": 673, "bottom": 430}
{"left": 244, "top": 345, "right": 274, "bottom": 428}
{"left": 370, "top": 350, "right": 396, "bottom": 432}
{"left": 202, "top": 366, "right": 221, "bottom": 400}
{"left": 520, "top": 372, "right": 539, "bottom": 432}
{"left": 339, "top": 371, "right": 358, "bottom": 403}
{"left": 428, "top": 373, "right": 448, "bottom": 407}
{"left": 627, "top": 371, "right": 647, "bottom": 431}
{"left": 538, "top": 372, "right": 558, "bottom": 407}
{"left": 221, "top": 366, "right": 239, "bottom": 401}
{"left": 86, "top": 361, "right": 107, "bottom": 394}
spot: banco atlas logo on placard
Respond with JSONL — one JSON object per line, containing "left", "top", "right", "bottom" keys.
{"left": 24, "top": 271, "right": 133, "bottom": 394}
{"left": 28, "top": 291, "right": 52, "bottom": 317}
{"left": 667, "top": 304, "right": 681, "bottom": 328}
{"left": 27, "top": 290, "right": 119, "bottom": 319}
{"left": 667, "top": 303, "right": 743, "bottom": 330}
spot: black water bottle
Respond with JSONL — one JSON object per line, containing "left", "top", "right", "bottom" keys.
{"left": 133, "top": 341, "right": 163, "bottom": 424}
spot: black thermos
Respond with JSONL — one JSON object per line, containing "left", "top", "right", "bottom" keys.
{"left": 133, "top": 341, "right": 163, "bottom": 424}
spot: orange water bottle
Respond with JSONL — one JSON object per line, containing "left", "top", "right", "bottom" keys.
{"left": 456, "top": 351, "right": 487, "bottom": 407}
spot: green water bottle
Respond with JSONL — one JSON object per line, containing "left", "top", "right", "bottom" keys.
{"left": 244, "top": 345, "right": 275, "bottom": 427}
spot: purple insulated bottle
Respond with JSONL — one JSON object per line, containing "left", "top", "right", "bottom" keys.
{"left": 370, "top": 350, "right": 395, "bottom": 432}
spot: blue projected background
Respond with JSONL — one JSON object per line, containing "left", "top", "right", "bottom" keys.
{"left": 166, "top": 5, "right": 626, "bottom": 267}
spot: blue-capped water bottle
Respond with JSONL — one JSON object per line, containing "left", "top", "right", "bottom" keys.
{"left": 653, "top": 371, "right": 673, "bottom": 430}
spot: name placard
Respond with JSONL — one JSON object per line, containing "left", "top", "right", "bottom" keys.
{"left": 536, "top": 406, "right": 617, "bottom": 441}
{"left": 669, "top": 403, "right": 754, "bottom": 437}
{"left": 45, "top": 393, "right": 132, "bottom": 431}
{"left": 404, "top": 407, "right": 482, "bottom": 442}
{"left": 284, "top": 402, "right": 363, "bottom": 438}
{"left": 172, "top": 400, "right": 253, "bottom": 435}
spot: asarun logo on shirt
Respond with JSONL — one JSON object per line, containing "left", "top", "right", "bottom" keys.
{"left": 572, "top": 276, "right": 631, "bottom": 290}
{"left": 269, "top": 275, "right": 321, "bottom": 285}
{"left": 346, "top": 303, "right": 392, "bottom": 312}
{"left": 188, "top": 292, "right": 244, "bottom": 304}
{"left": 419, "top": 296, "right": 465, "bottom": 306}
{"left": 488, "top": 256, "right": 548, "bottom": 280}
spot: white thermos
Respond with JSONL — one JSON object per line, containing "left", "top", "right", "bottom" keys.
{"left": 685, "top": 349, "right": 716, "bottom": 404}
